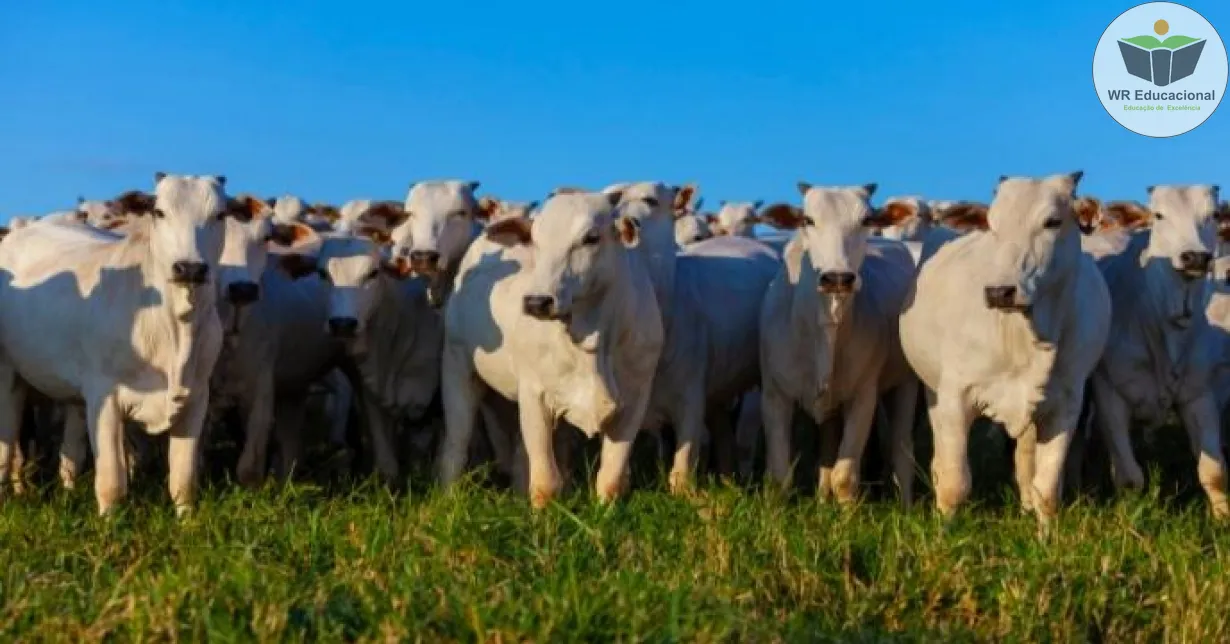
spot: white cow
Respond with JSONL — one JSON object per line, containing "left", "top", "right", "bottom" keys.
{"left": 674, "top": 213, "right": 714, "bottom": 247}
{"left": 900, "top": 172, "right": 1109, "bottom": 524}
{"left": 386, "top": 180, "right": 484, "bottom": 307}
{"left": 314, "top": 203, "right": 444, "bottom": 482}
{"left": 1091, "top": 185, "right": 1228, "bottom": 517}
{"left": 758, "top": 183, "right": 920, "bottom": 505}
{"left": 642, "top": 234, "right": 780, "bottom": 490}
{"left": 439, "top": 190, "right": 664, "bottom": 507}
{"left": 0, "top": 173, "right": 235, "bottom": 515}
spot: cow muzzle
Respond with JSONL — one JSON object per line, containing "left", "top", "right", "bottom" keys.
{"left": 1178, "top": 251, "right": 1212, "bottom": 280}
{"left": 328, "top": 317, "right": 359, "bottom": 339}
{"left": 523, "top": 294, "right": 561, "bottom": 320}
{"left": 226, "top": 281, "right": 260, "bottom": 305}
{"left": 171, "top": 261, "right": 209, "bottom": 286}
{"left": 984, "top": 285, "right": 1029, "bottom": 312}
{"left": 409, "top": 250, "right": 441, "bottom": 276}
{"left": 818, "top": 271, "right": 857, "bottom": 295}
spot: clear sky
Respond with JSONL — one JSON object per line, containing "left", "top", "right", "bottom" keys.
{"left": 1, "top": 0, "right": 1226, "bottom": 220}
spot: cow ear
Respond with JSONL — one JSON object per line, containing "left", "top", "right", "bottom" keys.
{"left": 485, "top": 216, "right": 532, "bottom": 246}
{"left": 154, "top": 171, "right": 167, "bottom": 185}
{"left": 864, "top": 201, "right": 917, "bottom": 229}
{"left": 466, "top": 180, "right": 481, "bottom": 193}
{"left": 861, "top": 183, "right": 878, "bottom": 199}
{"left": 673, "top": 183, "right": 698, "bottom": 213}
{"left": 526, "top": 200, "right": 540, "bottom": 213}
{"left": 476, "top": 196, "right": 501, "bottom": 221}
{"left": 614, "top": 215, "right": 641, "bottom": 248}
{"left": 760, "top": 203, "right": 807, "bottom": 230}
{"left": 938, "top": 202, "right": 990, "bottom": 233}
{"left": 605, "top": 191, "right": 623, "bottom": 207}
{"left": 215, "top": 175, "right": 227, "bottom": 187}
{"left": 111, "top": 190, "right": 156, "bottom": 215}
{"left": 278, "top": 254, "right": 319, "bottom": 280}
{"left": 1146, "top": 185, "right": 1156, "bottom": 196}
{"left": 796, "top": 181, "right": 812, "bottom": 196}
{"left": 1104, "top": 201, "right": 1153, "bottom": 230}
{"left": 268, "top": 222, "right": 316, "bottom": 248}
{"left": 0, "top": 226, "right": 9, "bottom": 242}
{"left": 1072, "top": 196, "right": 1102, "bottom": 235}
{"left": 362, "top": 201, "right": 408, "bottom": 230}
{"left": 227, "top": 195, "right": 273, "bottom": 222}
{"left": 266, "top": 197, "right": 278, "bottom": 208}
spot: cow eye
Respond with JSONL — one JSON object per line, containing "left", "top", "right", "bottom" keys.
{"left": 152, "top": 209, "right": 166, "bottom": 219}
{"left": 802, "top": 218, "right": 815, "bottom": 227}
{"left": 642, "top": 196, "right": 660, "bottom": 207}
{"left": 582, "top": 230, "right": 602, "bottom": 245}
{"left": 1043, "top": 216, "right": 1063, "bottom": 229}
{"left": 1154, "top": 212, "right": 1166, "bottom": 221}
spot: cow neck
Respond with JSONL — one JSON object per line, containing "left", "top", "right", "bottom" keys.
{"left": 637, "top": 216, "right": 678, "bottom": 332}
{"left": 124, "top": 218, "right": 220, "bottom": 424}
{"left": 355, "top": 275, "right": 435, "bottom": 412}
{"left": 789, "top": 260, "right": 856, "bottom": 415}
{"left": 1138, "top": 256, "right": 1206, "bottom": 389}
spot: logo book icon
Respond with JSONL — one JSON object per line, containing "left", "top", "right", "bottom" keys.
{"left": 1117, "top": 20, "right": 1206, "bottom": 86}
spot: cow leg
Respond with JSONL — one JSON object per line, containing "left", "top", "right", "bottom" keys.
{"left": 668, "top": 385, "right": 706, "bottom": 494}
{"left": 236, "top": 379, "right": 274, "bottom": 488}
{"left": 1090, "top": 376, "right": 1144, "bottom": 489}
{"left": 1032, "top": 412, "right": 1077, "bottom": 526}
{"left": 326, "top": 371, "right": 353, "bottom": 447}
{"left": 831, "top": 381, "right": 878, "bottom": 505}
{"left": 1180, "top": 394, "right": 1230, "bottom": 518}
{"left": 1012, "top": 425, "right": 1038, "bottom": 513}
{"left": 59, "top": 405, "right": 89, "bottom": 490}
{"left": 168, "top": 399, "right": 207, "bottom": 518}
{"left": 479, "top": 399, "right": 515, "bottom": 477}
{"left": 816, "top": 415, "right": 842, "bottom": 500}
{"left": 519, "top": 387, "right": 560, "bottom": 508}
{"left": 929, "top": 387, "right": 974, "bottom": 518}
{"left": 359, "top": 398, "right": 399, "bottom": 485}
{"left": 1064, "top": 382, "right": 1095, "bottom": 496}
{"left": 87, "top": 392, "right": 127, "bottom": 516}
{"left": 734, "top": 390, "right": 762, "bottom": 482}
{"left": 597, "top": 410, "right": 642, "bottom": 505}
{"left": 0, "top": 372, "right": 23, "bottom": 499}
{"left": 272, "top": 397, "right": 307, "bottom": 480}
{"left": 706, "top": 400, "right": 736, "bottom": 480}
{"left": 438, "top": 348, "right": 480, "bottom": 487}
{"left": 761, "top": 383, "right": 795, "bottom": 490}
{"left": 888, "top": 378, "right": 919, "bottom": 508}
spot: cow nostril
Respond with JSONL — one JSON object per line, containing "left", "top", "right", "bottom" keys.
{"left": 410, "top": 250, "right": 441, "bottom": 264}
{"left": 328, "top": 317, "right": 359, "bottom": 338}
{"left": 226, "top": 281, "right": 260, "bottom": 304}
{"left": 171, "top": 261, "right": 209, "bottom": 285}
{"left": 1180, "top": 251, "right": 1212, "bottom": 271}
{"left": 818, "top": 271, "right": 857, "bottom": 292}
{"left": 522, "top": 295, "right": 556, "bottom": 318}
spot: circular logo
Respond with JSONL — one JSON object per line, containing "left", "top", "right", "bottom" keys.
{"left": 1093, "top": 2, "right": 1227, "bottom": 137}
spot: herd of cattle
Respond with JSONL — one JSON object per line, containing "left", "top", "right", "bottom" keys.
{"left": 0, "top": 172, "right": 1227, "bottom": 526}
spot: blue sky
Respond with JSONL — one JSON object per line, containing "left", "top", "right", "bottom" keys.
{"left": 1, "top": 1, "right": 1226, "bottom": 219}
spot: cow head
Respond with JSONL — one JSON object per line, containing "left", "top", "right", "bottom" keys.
{"left": 217, "top": 194, "right": 319, "bottom": 308}
{"left": 74, "top": 198, "right": 115, "bottom": 229}
{"left": 867, "top": 196, "right": 932, "bottom": 242}
{"left": 390, "top": 180, "right": 481, "bottom": 278}
{"left": 979, "top": 171, "right": 1086, "bottom": 313}
{"left": 708, "top": 200, "right": 764, "bottom": 237}
{"left": 1145, "top": 184, "right": 1220, "bottom": 281}
{"left": 602, "top": 181, "right": 677, "bottom": 244}
{"left": 761, "top": 182, "right": 881, "bottom": 297}
{"left": 484, "top": 190, "right": 634, "bottom": 322}
{"left": 674, "top": 213, "right": 714, "bottom": 246}
{"left": 316, "top": 202, "right": 411, "bottom": 345}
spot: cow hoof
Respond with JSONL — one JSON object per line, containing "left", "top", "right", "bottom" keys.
{"left": 1211, "top": 501, "right": 1230, "bottom": 520}
{"left": 530, "top": 487, "right": 555, "bottom": 509}
{"left": 667, "top": 473, "right": 695, "bottom": 496}
{"left": 175, "top": 504, "right": 194, "bottom": 520}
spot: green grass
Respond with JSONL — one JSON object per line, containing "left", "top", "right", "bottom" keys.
{"left": 1122, "top": 35, "right": 1203, "bottom": 50}
{"left": 1, "top": 469, "right": 1228, "bottom": 641}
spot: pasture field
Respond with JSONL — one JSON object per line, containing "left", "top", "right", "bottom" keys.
{"left": 1, "top": 425, "right": 1228, "bottom": 642}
